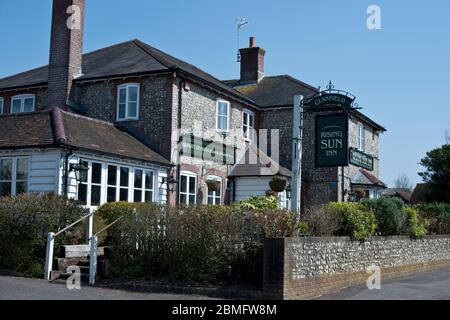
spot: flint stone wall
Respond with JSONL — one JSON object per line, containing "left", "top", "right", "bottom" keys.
{"left": 263, "top": 236, "right": 450, "bottom": 299}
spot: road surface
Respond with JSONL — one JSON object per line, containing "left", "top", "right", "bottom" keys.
{"left": 0, "top": 276, "right": 215, "bottom": 300}
{"left": 318, "top": 267, "right": 450, "bottom": 300}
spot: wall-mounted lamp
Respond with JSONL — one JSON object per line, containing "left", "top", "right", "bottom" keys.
{"left": 70, "top": 160, "right": 89, "bottom": 183}
{"left": 162, "top": 177, "right": 179, "bottom": 192}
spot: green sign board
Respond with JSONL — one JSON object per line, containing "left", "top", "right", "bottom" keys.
{"left": 305, "top": 93, "right": 354, "bottom": 109}
{"left": 180, "top": 135, "right": 235, "bottom": 165}
{"left": 349, "top": 148, "right": 374, "bottom": 171}
{"left": 315, "top": 113, "right": 349, "bottom": 167}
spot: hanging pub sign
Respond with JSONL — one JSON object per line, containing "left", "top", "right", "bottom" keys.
{"left": 180, "top": 135, "right": 235, "bottom": 165}
{"left": 349, "top": 148, "right": 374, "bottom": 171}
{"left": 315, "top": 113, "right": 349, "bottom": 167}
{"left": 304, "top": 92, "right": 355, "bottom": 109}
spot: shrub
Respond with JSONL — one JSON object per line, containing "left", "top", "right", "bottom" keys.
{"left": 0, "top": 194, "right": 86, "bottom": 276}
{"left": 302, "top": 205, "right": 344, "bottom": 236}
{"left": 233, "top": 195, "right": 278, "bottom": 211}
{"left": 403, "top": 206, "right": 427, "bottom": 239}
{"left": 99, "top": 202, "right": 299, "bottom": 287}
{"left": 361, "top": 197, "right": 406, "bottom": 235}
{"left": 325, "top": 202, "right": 377, "bottom": 241}
{"left": 416, "top": 202, "right": 450, "bottom": 234}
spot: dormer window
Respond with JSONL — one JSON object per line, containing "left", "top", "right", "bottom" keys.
{"left": 11, "top": 94, "right": 35, "bottom": 113}
{"left": 0, "top": 97, "right": 3, "bottom": 114}
{"left": 117, "top": 83, "right": 140, "bottom": 121}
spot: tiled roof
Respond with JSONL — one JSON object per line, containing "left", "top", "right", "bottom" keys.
{"left": 223, "top": 75, "right": 319, "bottom": 108}
{"left": 410, "top": 183, "right": 432, "bottom": 204}
{"left": 0, "top": 108, "right": 171, "bottom": 165}
{"left": 351, "top": 168, "right": 387, "bottom": 188}
{"left": 383, "top": 188, "right": 412, "bottom": 202}
{"left": 230, "top": 144, "right": 292, "bottom": 177}
{"left": 0, "top": 40, "right": 256, "bottom": 107}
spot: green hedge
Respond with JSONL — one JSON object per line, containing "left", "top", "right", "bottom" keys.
{"left": 415, "top": 202, "right": 450, "bottom": 234}
{"left": 97, "top": 202, "right": 299, "bottom": 287}
{"left": 0, "top": 194, "right": 86, "bottom": 277}
{"left": 361, "top": 197, "right": 406, "bottom": 235}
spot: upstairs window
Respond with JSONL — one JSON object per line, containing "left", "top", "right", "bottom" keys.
{"left": 243, "top": 109, "right": 255, "bottom": 141}
{"left": 216, "top": 99, "right": 230, "bottom": 132}
{"left": 0, "top": 97, "right": 3, "bottom": 114}
{"left": 117, "top": 83, "right": 140, "bottom": 121}
{"left": 357, "top": 122, "right": 365, "bottom": 152}
{"left": 11, "top": 94, "right": 35, "bottom": 113}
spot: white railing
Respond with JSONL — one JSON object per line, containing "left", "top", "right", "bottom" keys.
{"left": 88, "top": 215, "right": 124, "bottom": 285}
{"left": 44, "top": 209, "right": 93, "bottom": 281}
{"left": 45, "top": 209, "right": 126, "bottom": 285}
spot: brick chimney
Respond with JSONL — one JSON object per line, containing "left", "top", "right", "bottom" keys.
{"left": 239, "top": 37, "right": 265, "bottom": 83}
{"left": 47, "top": 0, "right": 85, "bottom": 109}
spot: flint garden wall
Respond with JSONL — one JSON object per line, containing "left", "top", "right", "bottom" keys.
{"left": 263, "top": 236, "right": 450, "bottom": 299}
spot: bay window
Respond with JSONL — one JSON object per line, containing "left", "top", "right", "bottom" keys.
{"left": 179, "top": 172, "right": 197, "bottom": 205}
{"left": 11, "top": 94, "right": 35, "bottom": 113}
{"left": 117, "top": 83, "right": 140, "bottom": 121}
{"left": 0, "top": 157, "right": 29, "bottom": 197}
{"left": 216, "top": 99, "right": 230, "bottom": 132}
{"left": 77, "top": 160, "right": 102, "bottom": 207}
{"left": 144, "top": 171, "right": 154, "bottom": 202}
{"left": 107, "top": 165, "right": 118, "bottom": 203}
{"left": 119, "top": 167, "right": 130, "bottom": 201}
{"left": 243, "top": 109, "right": 255, "bottom": 141}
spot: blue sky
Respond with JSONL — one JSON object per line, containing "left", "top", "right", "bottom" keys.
{"left": 1, "top": 0, "right": 449, "bottom": 187}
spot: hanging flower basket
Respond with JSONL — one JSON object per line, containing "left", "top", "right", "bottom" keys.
{"left": 269, "top": 176, "right": 287, "bottom": 192}
{"left": 206, "top": 179, "right": 219, "bottom": 192}
{"left": 355, "top": 190, "right": 366, "bottom": 198}
{"left": 266, "top": 189, "right": 278, "bottom": 197}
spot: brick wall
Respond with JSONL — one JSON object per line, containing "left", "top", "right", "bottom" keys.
{"left": 264, "top": 236, "right": 450, "bottom": 299}
{"left": 75, "top": 74, "right": 174, "bottom": 159}
{"left": 301, "top": 109, "right": 382, "bottom": 211}
{"left": 260, "top": 108, "right": 293, "bottom": 169}
{"left": 176, "top": 80, "right": 257, "bottom": 205}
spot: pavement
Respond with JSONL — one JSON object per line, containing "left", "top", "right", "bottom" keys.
{"left": 318, "top": 267, "right": 450, "bottom": 300}
{"left": 0, "top": 276, "right": 216, "bottom": 300}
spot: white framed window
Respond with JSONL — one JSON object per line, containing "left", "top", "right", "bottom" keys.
{"left": 0, "top": 97, "right": 4, "bottom": 114}
{"left": 133, "top": 169, "right": 154, "bottom": 203}
{"left": 179, "top": 171, "right": 197, "bottom": 205}
{"left": 207, "top": 176, "right": 222, "bottom": 205}
{"left": 0, "top": 157, "right": 29, "bottom": 197}
{"left": 216, "top": 99, "right": 230, "bottom": 132}
{"left": 107, "top": 164, "right": 118, "bottom": 203}
{"left": 11, "top": 94, "right": 35, "bottom": 113}
{"left": 357, "top": 122, "right": 365, "bottom": 152}
{"left": 77, "top": 160, "right": 103, "bottom": 207}
{"left": 243, "top": 109, "right": 255, "bottom": 141}
{"left": 117, "top": 83, "right": 140, "bottom": 121}
{"left": 143, "top": 170, "right": 154, "bottom": 202}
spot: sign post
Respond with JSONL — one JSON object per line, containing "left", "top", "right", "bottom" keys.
{"left": 291, "top": 95, "right": 303, "bottom": 214}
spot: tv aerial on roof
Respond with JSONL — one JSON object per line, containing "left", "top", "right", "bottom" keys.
{"left": 236, "top": 18, "right": 249, "bottom": 62}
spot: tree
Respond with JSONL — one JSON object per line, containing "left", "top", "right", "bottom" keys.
{"left": 418, "top": 144, "right": 450, "bottom": 203}
{"left": 394, "top": 174, "right": 413, "bottom": 191}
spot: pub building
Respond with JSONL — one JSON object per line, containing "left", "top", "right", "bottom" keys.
{"left": 0, "top": 0, "right": 386, "bottom": 212}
